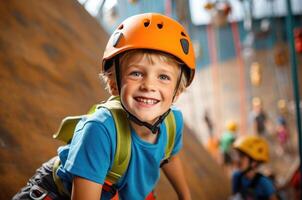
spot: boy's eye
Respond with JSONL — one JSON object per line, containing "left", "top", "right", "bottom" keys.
{"left": 159, "top": 74, "right": 170, "bottom": 81}
{"left": 129, "top": 71, "right": 143, "bottom": 77}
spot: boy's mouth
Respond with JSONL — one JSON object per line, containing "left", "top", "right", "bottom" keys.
{"left": 134, "top": 97, "right": 159, "bottom": 105}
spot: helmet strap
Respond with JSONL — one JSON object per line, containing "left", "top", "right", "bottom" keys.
{"left": 114, "top": 55, "right": 122, "bottom": 94}
{"left": 122, "top": 102, "right": 171, "bottom": 134}
{"left": 242, "top": 157, "right": 255, "bottom": 175}
{"left": 172, "top": 66, "right": 183, "bottom": 101}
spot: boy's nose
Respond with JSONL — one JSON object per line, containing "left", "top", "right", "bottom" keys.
{"left": 140, "top": 77, "right": 156, "bottom": 91}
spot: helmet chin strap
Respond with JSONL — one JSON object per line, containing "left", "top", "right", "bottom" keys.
{"left": 121, "top": 102, "right": 171, "bottom": 134}
{"left": 241, "top": 157, "right": 255, "bottom": 176}
{"left": 114, "top": 56, "right": 182, "bottom": 134}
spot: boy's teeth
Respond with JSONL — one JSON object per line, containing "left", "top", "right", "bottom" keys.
{"left": 137, "top": 97, "right": 157, "bottom": 104}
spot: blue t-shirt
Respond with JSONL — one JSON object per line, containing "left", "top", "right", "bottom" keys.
{"left": 56, "top": 106, "right": 184, "bottom": 199}
{"left": 232, "top": 170, "right": 276, "bottom": 199}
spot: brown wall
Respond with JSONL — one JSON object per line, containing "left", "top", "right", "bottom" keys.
{"left": 0, "top": 1, "right": 230, "bottom": 199}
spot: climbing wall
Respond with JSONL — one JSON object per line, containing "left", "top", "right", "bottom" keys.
{"left": 0, "top": 0, "right": 230, "bottom": 199}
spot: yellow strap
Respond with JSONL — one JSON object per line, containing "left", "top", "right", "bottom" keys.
{"left": 163, "top": 112, "right": 176, "bottom": 160}
{"left": 53, "top": 96, "right": 131, "bottom": 185}
{"left": 99, "top": 98, "right": 132, "bottom": 184}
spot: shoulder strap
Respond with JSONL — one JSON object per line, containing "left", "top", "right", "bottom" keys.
{"left": 163, "top": 111, "right": 176, "bottom": 161}
{"left": 99, "top": 97, "right": 132, "bottom": 184}
{"left": 249, "top": 173, "right": 263, "bottom": 188}
{"left": 53, "top": 96, "right": 132, "bottom": 185}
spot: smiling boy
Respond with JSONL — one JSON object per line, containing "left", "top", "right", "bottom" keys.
{"left": 13, "top": 13, "right": 195, "bottom": 200}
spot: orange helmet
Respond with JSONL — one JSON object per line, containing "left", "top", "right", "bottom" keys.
{"left": 233, "top": 135, "right": 269, "bottom": 162}
{"left": 102, "top": 13, "right": 196, "bottom": 86}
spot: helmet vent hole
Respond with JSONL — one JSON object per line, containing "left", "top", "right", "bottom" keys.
{"left": 118, "top": 24, "right": 124, "bottom": 30}
{"left": 180, "top": 39, "right": 189, "bottom": 54}
{"left": 157, "top": 23, "right": 163, "bottom": 29}
{"left": 143, "top": 19, "right": 150, "bottom": 27}
{"left": 181, "top": 31, "right": 187, "bottom": 37}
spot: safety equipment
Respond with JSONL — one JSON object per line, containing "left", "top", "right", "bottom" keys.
{"left": 52, "top": 96, "right": 176, "bottom": 198}
{"left": 226, "top": 121, "right": 238, "bottom": 132}
{"left": 102, "top": 13, "right": 195, "bottom": 87}
{"left": 233, "top": 135, "right": 269, "bottom": 162}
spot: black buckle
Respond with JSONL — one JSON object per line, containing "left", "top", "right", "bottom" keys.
{"left": 103, "top": 182, "right": 117, "bottom": 196}
{"left": 160, "top": 158, "right": 170, "bottom": 168}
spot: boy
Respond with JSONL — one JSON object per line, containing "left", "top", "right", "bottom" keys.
{"left": 13, "top": 13, "right": 195, "bottom": 200}
{"left": 231, "top": 135, "right": 278, "bottom": 200}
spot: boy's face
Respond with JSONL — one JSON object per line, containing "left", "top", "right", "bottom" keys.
{"left": 119, "top": 53, "right": 180, "bottom": 124}
{"left": 233, "top": 150, "right": 250, "bottom": 170}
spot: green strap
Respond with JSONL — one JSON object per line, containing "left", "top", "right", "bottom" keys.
{"left": 53, "top": 97, "right": 131, "bottom": 185}
{"left": 99, "top": 99, "right": 132, "bottom": 184}
{"left": 163, "top": 112, "right": 176, "bottom": 160}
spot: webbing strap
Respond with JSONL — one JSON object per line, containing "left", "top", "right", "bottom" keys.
{"left": 53, "top": 97, "right": 131, "bottom": 185}
{"left": 163, "top": 112, "right": 176, "bottom": 160}
{"left": 97, "top": 98, "right": 132, "bottom": 184}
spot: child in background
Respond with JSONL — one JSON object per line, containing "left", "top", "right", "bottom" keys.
{"left": 249, "top": 97, "right": 267, "bottom": 136}
{"left": 231, "top": 135, "right": 278, "bottom": 200}
{"left": 219, "top": 121, "right": 237, "bottom": 166}
{"left": 13, "top": 13, "right": 195, "bottom": 200}
{"left": 275, "top": 116, "right": 289, "bottom": 156}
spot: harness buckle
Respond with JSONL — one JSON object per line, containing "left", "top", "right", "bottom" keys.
{"left": 103, "top": 182, "right": 117, "bottom": 196}
{"left": 160, "top": 158, "right": 170, "bottom": 168}
{"left": 29, "top": 185, "right": 48, "bottom": 200}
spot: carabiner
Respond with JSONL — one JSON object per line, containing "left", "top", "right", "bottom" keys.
{"left": 29, "top": 185, "right": 48, "bottom": 200}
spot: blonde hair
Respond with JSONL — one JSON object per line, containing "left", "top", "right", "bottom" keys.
{"left": 100, "top": 49, "right": 188, "bottom": 94}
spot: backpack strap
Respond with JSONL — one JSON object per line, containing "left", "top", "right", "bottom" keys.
{"left": 249, "top": 173, "right": 263, "bottom": 188}
{"left": 53, "top": 96, "right": 131, "bottom": 185}
{"left": 163, "top": 111, "right": 176, "bottom": 160}
{"left": 160, "top": 111, "right": 176, "bottom": 167}
{"left": 98, "top": 98, "right": 131, "bottom": 184}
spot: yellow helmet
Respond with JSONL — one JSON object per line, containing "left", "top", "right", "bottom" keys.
{"left": 226, "top": 121, "right": 237, "bottom": 132}
{"left": 233, "top": 135, "right": 269, "bottom": 162}
{"left": 102, "top": 13, "right": 196, "bottom": 87}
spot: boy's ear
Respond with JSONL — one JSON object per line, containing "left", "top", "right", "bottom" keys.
{"left": 109, "top": 79, "right": 119, "bottom": 96}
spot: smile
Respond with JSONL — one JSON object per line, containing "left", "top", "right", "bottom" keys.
{"left": 134, "top": 97, "right": 159, "bottom": 105}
